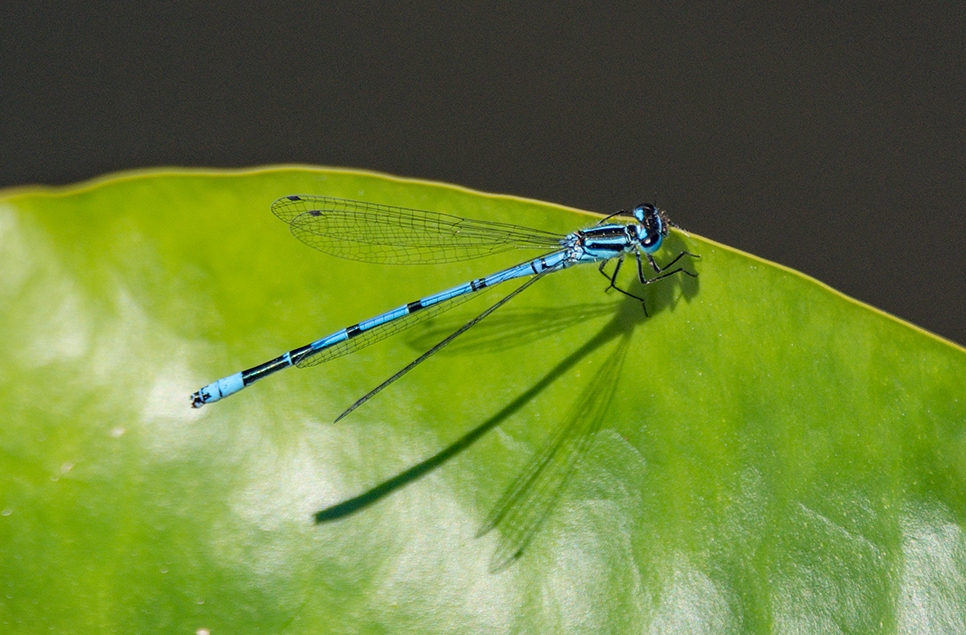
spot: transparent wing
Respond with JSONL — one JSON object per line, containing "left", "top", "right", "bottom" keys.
{"left": 292, "top": 286, "right": 492, "bottom": 368}
{"left": 479, "top": 336, "right": 630, "bottom": 572}
{"left": 272, "top": 195, "right": 565, "bottom": 264}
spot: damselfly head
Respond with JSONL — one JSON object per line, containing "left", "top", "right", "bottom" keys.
{"left": 633, "top": 204, "right": 670, "bottom": 253}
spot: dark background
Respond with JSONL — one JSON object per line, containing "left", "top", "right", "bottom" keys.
{"left": 2, "top": 3, "right": 964, "bottom": 345}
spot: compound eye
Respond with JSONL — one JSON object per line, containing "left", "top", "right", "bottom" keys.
{"left": 636, "top": 204, "right": 664, "bottom": 252}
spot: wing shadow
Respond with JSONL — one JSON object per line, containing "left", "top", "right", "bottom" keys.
{"left": 313, "top": 244, "right": 699, "bottom": 565}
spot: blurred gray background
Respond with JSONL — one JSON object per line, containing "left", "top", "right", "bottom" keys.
{"left": 2, "top": 3, "right": 963, "bottom": 344}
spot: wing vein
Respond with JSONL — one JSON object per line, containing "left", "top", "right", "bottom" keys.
{"left": 272, "top": 195, "right": 565, "bottom": 264}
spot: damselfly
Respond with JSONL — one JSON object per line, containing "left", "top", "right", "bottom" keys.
{"left": 190, "top": 196, "right": 697, "bottom": 419}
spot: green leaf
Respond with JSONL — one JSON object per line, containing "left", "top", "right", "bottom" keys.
{"left": 2, "top": 167, "right": 965, "bottom": 633}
